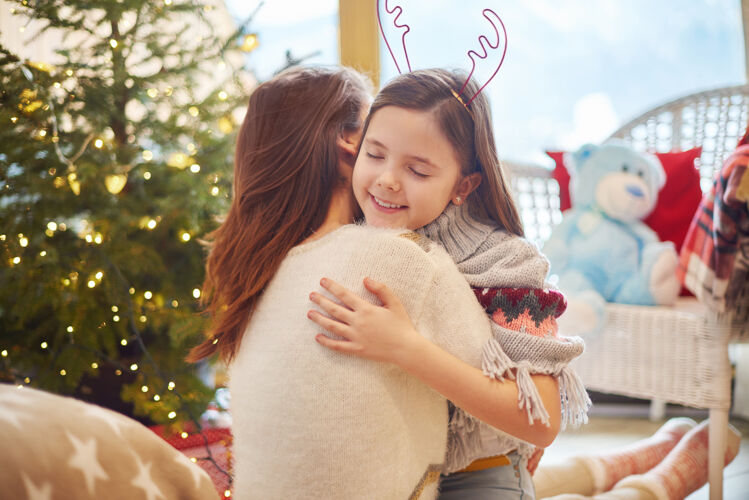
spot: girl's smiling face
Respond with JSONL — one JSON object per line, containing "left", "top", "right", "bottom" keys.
{"left": 353, "top": 106, "right": 475, "bottom": 230}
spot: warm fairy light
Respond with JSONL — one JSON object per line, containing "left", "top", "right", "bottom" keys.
{"left": 85, "top": 234, "right": 93, "bottom": 243}
{"left": 130, "top": 363, "right": 138, "bottom": 371}
{"left": 39, "top": 251, "right": 47, "bottom": 257}
{"left": 0, "top": 234, "right": 5, "bottom": 241}
{"left": 120, "top": 339, "right": 127, "bottom": 345}
{"left": 211, "top": 186, "right": 220, "bottom": 196}
{"left": 224, "top": 490, "right": 231, "bottom": 498}
{"left": 164, "top": 86, "right": 173, "bottom": 96}
{"left": 144, "top": 291, "right": 153, "bottom": 300}
{"left": 109, "top": 39, "right": 118, "bottom": 48}
{"left": 168, "top": 381, "right": 175, "bottom": 390}
{"left": 147, "top": 88, "right": 158, "bottom": 98}
{"left": 113, "top": 315, "right": 120, "bottom": 323}
{"left": 167, "top": 152, "right": 190, "bottom": 169}
{"left": 190, "top": 163, "right": 200, "bottom": 173}
{"left": 218, "top": 90, "right": 228, "bottom": 101}
{"left": 38, "top": 129, "right": 47, "bottom": 137}
{"left": 67, "top": 326, "right": 74, "bottom": 333}
{"left": 54, "top": 82, "right": 61, "bottom": 88}
{"left": 129, "top": 287, "right": 135, "bottom": 295}
{"left": 192, "top": 288, "right": 201, "bottom": 298}
{"left": 180, "top": 232, "right": 191, "bottom": 242}
{"left": 141, "top": 385, "right": 148, "bottom": 392}
{"left": 188, "top": 106, "right": 199, "bottom": 117}
{"left": 47, "top": 222, "right": 57, "bottom": 231}
{"left": 240, "top": 33, "right": 259, "bottom": 53}
{"left": 95, "top": 271, "right": 103, "bottom": 280}
{"left": 94, "top": 233, "right": 103, "bottom": 244}
{"left": 65, "top": 69, "right": 73, "bottom": 76}
{"left": 187, "top": 143, "right": 196, "bottom": 152}
{"left": 11, "top": 257, "right": 21, "bottom": 265}
{"left": 60, "top": 369, "right": 67, "bottom": 376}
{"left": 1, "top": 350, "right": 7, "bottom": 357}
{"left": 142, "top": 150, "right": 153, "bottom": 161}
{"left": 94, "top": 138, "right": 104, "bottom": 148}
{"left": 112, "top": 306, "right": 118, "bottom": 312}
{"left": 153, "top": 395, "right": 160, "bottom": 401}
{"left": 168, "top": 411, "right": 176, "bottom": 419}
{"left": 58, "top": 223, "right": 67, "bottom": 231}
{"left": 171, "top": 300, "right": 178, "bottom": 307}
{"left": 164, "top": 0, "right": 172, "bottom": 5}
{"left": 19, "top": 236, "right": 28, "bottom": 247}
{"left": 45, "top": 229, "right": 54, "bottom": 237}
{"left": 87, "top": 280, "right": 96, "bottom": 288}
{"left": 41, "top": 342, "right": 48, "bottom": 349}
{"left": 91, "top": 362, "right": 98, "bottom": 369}
{"left": 10, "top": 116, "right": 17, "bottom": 123}
{"left": 115, "top": 369, "right": 122, "bottom": 376}
{"left": 139, "top": 315, "right": 147, "bottom": 323}
{"left": 24, "top": 377, "right": 30, "bottom": 384}
{"left": 190, "top": 457, "right": 197, "bottom": 463}
{"left": 147, "top": 219, "right": 157, "bottom": 230}
{"left": 143, "top": 171, "right": 152, "bottom": 180}
{"left": 181, "top": 432, "right": 188, "bottom": 439}
{"left": 63, "top": 278, "right": 71, "bottom": 286}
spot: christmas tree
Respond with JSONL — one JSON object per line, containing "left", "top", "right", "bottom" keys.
{"left": 0, "top": 0, "right": 256, "bottom": 429}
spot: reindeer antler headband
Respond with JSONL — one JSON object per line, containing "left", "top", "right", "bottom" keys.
{"left": 376, "top": 1, "right": 508, "bottom": 113}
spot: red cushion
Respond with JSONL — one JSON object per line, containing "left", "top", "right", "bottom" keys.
{"left": 545, "top": 147, "right": 703, "bottom": 252}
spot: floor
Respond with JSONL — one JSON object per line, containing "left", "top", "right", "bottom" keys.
{"left": 542, "top": 404, "right": 749, "bottom": 499}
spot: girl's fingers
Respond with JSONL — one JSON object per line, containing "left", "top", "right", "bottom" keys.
{"left": 307, "top": 310, "right": 352, "bottom": 339}
{"left": 320, "top": 278, "right": 364, "bottom": 309}
{"left": 309, "top": 292, "right": 353, "bottom": 324}
{"left": 363, "top": 277, "right": 398, "bottom": 308}
{"left": 314, "top": 333, "right": 363, "bottom": 354}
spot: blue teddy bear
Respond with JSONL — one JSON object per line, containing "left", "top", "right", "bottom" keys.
{"left": 543, "top": 142, "right": 681, "bottom": 335}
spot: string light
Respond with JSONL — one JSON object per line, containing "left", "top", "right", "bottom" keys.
{"left": 120, "top": 338, "right": 126, "bottom": 345}
{"left": 139, "top": 315, "right": 147, "bottom": 323}
{"left": 141, "top": 386, "right": 149, "bottom": 392}
{"left": 168, "top": 411, "right": 176, "bottom": 419}
{"left": 142, "top": 150, "right": 153, "bottom": 161}
{"left": 39, "top": 251, "right": 47, "bottom": 256}
{"left": 189, "top": 163, "right": 200, "bottom": 173}
{"left": 181, "top": 432, "right": 188, "bottom": 439}
{"left": 147, "top": 219, "right": 157, "bottom": 230}
{"left": 112, "top": 306, "right": 118, "bottom": 312}
{"left": 87, "top": 280, "right": 96, "bottom": 288}
{"left": 47, "top": 222, "right": 57, "bottom": 231}
{"left": 144, "top": 291, "right": 153, "bottom": 300}
{"left": 91, "top": 362, "right": 98, "bottom": 369}
{"left": 19, "top": 236, "right": 28, "bottom": 247}
{"left": 129, "top": 287, "right": 135, "bottom": 295}
{"left": 224, "top": 490, "right": 231, "bottom": 498}
{"left": 1, "top": 350, "right": 7, "bottom": 357}
{"left": 171, "top": 300, "right": 179, "bottom": 307}
{"left": 188, "top": 107, "right": 199, "bottom": 117}
{"left": 11, "top": 257, "right": 21, "bottom": 265}
{"left": 153, "top": 395, "right": 160, "bottom": 401}
{"left": 109, "top": 39, "right": 118, "bottom": 48}
{"left": 95, "top": 271, "right": 103, "bottom": 280}
{"left": 180, "top": 232, "right": 191, "bottom": 242}
{"left": 193, "top": 288, "right": 201, "bottom": 298}
{"left": 60, "top": 369, "right": 66, "bottom": 376}
{"left": 130, "top": 363, "right": 138, "bottom": 371}
{"left": 218, "top": 90, "right": 228, "bottom": 101}
{"left": 143, "top": 172, "right": 151, "bottom": 180}
{"left": 168, "top": 381, "right": 175, "bottom": 390}
{"left": 40, "top": 342, "right": 48, "bottom": 349}
{"left": 147, "top": 88, "right": 158, "bottom": 98}
{"left": 67, "top": 326, "right": 74, "bottom": 333}
{"left": 94, "top": 138, "right": 104, "bottom": 148}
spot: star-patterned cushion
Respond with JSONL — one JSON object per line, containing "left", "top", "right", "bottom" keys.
{"left": 0, "top": 383, "right": 218, "bottom": 500}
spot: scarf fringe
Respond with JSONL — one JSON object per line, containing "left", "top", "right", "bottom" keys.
{"left": 559, "top": 366, "right": 592, "bottom": 429}
{"left": 515, "top": 364, "right": 551, "bottom": 426}
{"left": 481, "top": 336, "right": 516, "bottom": 382}
{"left": 445, "top": 406, "right": 484, "bottom": 472}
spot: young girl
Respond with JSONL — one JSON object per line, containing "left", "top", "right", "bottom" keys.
{"left": 188, "top": 66, "right": 558, "bottom": 500}
{"left": 307, "top": 68, "right": 589, "bottom": 499}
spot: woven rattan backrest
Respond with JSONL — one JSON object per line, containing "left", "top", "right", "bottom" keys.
{"left": 508, "top": 84, "right": 749, "bottom": 243}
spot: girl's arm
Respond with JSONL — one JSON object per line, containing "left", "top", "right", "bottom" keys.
{"left": 308, "top": 277, "right": 561, "bottom": 448}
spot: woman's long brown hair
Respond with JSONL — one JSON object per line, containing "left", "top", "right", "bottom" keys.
{"left": 358, "top": 69, "right": 523, "bottom": 236}
{"left": 187, "top": 66, "right": 371, "bottom": 363}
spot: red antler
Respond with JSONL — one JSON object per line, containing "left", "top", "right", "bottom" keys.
{"left": 377, "top": 0, "right": 412, "bottom": 74}
{"left": 459, "top": 9, "right": 508, "bottom": 106}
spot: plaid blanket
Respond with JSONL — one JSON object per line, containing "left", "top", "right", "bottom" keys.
{"left": 677, "top": 142, "right": 749, "bottom": 315}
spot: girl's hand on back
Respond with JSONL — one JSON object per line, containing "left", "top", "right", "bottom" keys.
{"left": 308, "top": 277, "right": 427, "bottom": 366}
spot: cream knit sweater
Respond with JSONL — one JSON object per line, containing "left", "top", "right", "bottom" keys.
{"left": 229, "top": 224, "right": 492, "bottom": 500}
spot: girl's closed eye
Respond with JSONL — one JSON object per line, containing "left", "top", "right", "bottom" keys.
{"left": 408, "top": 166, "right": 429, "bottom": 178}
{"left": 366, "top": 151, "right": 384, "bottom": 160}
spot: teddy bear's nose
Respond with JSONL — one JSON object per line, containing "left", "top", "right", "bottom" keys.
{"left": 626, "top": 185, "right": 645, "bottom": 198}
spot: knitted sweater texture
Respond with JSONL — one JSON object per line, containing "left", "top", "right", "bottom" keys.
{"left": 418, "top": 204, "right": 590, "bottom": 472}
{"left": 229, "top": 224, "right": 492, "bottom": 500}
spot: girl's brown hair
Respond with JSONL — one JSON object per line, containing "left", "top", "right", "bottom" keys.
{"left": 359, "top": 68, "right": 523, "bottom": 236}
{"left": 188, "top": 66, "right": 371, "bottom": 363}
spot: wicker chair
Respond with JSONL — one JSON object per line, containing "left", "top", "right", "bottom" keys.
{"left": 507, "top": 84, "right": 749, "bottom": 500}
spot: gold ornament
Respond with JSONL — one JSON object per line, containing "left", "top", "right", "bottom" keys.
{"left": 167, "top": 152, "right": 191, "bottom": 169}
{"left": 105, "top": 174, "right": 128, "bottom": 194}
{"left": 239, "top": 33, "right": 259, "bottom": 53}
{"left": 218, "top": 116, "right": 234, "bottom": 134}
{"left": 67, "top": 172, "right": 81, "bottom": 195}
{"left": 27, "top": 61, "right": 54, "bottom": 73}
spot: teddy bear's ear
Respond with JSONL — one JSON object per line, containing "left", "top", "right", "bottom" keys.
{"left": 570, "top": 143, "right": 599, "bottom": 172}
{"left": 643, "top": 152, "right": 666, "bottom": 190}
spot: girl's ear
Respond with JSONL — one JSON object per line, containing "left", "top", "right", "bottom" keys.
{"left": 453, "top": 172, "right": 482, "bottom": 201}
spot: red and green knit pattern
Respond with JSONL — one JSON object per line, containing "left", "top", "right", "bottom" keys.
{"left": 473, "top": 287, "right": 567, "bottom": 339}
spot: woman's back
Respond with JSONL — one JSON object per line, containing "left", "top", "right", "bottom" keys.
{"left": 229, "top": 224, "right": 490, "bottom": 499}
